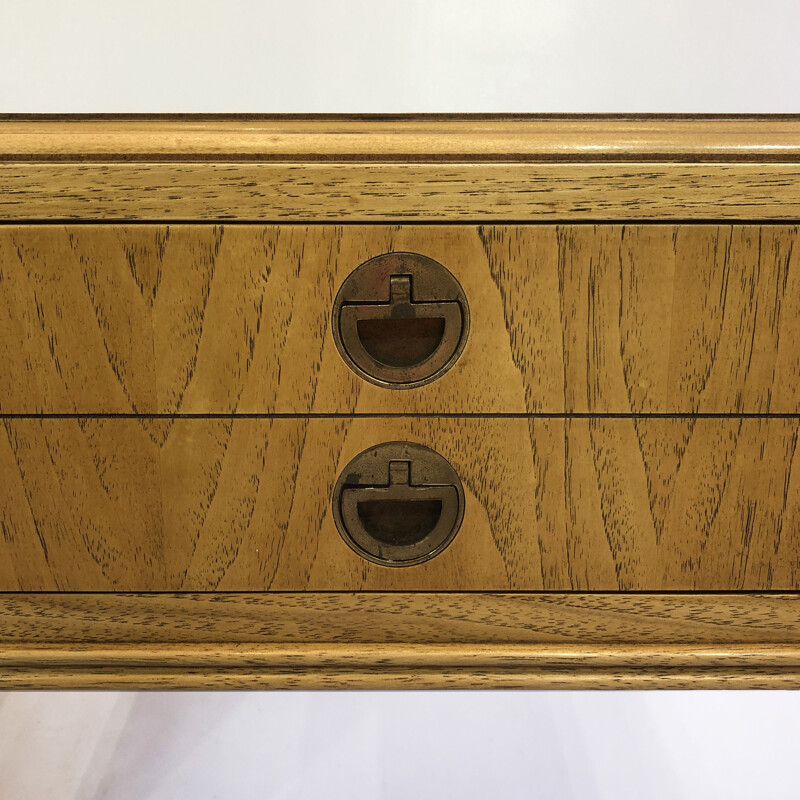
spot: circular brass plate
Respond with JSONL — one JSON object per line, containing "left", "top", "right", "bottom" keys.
{"left": 332, "top": 441, "right": 465, "bottom": 566}
{"left": 331, "top": 252, "right": 470, "bottom": 389}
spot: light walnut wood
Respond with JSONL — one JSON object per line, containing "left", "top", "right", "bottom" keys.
{"left": 3, "top": 592, "right": 799, "bottom": 645}
{"left": 2, "top": 116, "right": 800, "bottom": 160}
{"left": 4, "top": 643, "right": 800, "bottom": 689}
{"left": 2, "top": 417, "right": 798, "bottom": 591}
{"left": 2, "top": 117, "right": 799, "bottom": 689}
{"left": 3, "top": 162, "right": 800, "bottom": 220}
{"left": 3, "top": 224, "right": 798, "bottom": 414}
{"left": 3, "top": 593, "right": 800, "bottom": 688}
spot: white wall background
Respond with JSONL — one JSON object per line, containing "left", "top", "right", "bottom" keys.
{"left": 2, "top": 2, "right": 800, "bottom": 798}
{"left": 2, "top": 690, "right": 800, "bottom": 800}
{"left": 2, "top": 0, "right": 800, "bottom": 112}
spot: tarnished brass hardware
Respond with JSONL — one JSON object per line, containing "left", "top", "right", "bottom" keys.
{"left": 332, "top": 253, "right": 470, "bottom": 388}
{"left": 332, "top": 442, "right": 465, "bottom": 566}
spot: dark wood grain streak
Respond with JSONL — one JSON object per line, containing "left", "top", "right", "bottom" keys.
{"left": 2, "top": 225, "right": 798, "bottom": 414}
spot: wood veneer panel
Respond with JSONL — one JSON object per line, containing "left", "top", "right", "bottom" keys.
{"left": 3, "top": 162, "right": 800, "bottom": 221}
{"left": 3, "top": 593, "right": 800, "bottom": 645}
{"left": 2, "top": 417, "right": 798, "bottom": 592}
{"left": 2, "top": 224, "right": 798, "bottom": 414}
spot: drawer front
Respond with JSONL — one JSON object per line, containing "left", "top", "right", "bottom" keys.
{"left": 2, "top": 224, "right": 798, "bottom": 414}
{"left": 2, "top": 417, "right": 798, "bottom": 591}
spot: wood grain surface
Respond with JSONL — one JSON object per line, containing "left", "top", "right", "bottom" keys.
{"left": 3, "top": 592, "right": 800, "bottom": 645}
{"left": 3, "top": 118, "right": 799, "bottom": 688}
{"left": 3, "top": 116, "right": 800, "bottom": 161}
{"left": 3, "top": 162, "right": 800, "bottom": 221}
{"left": 2, "top": 417, "right": 798, "bottom": 591}
{"left": 3, "top": 224, "right": 798, "bottom": 414}
{"left": 3, "top": 593, "right": 800, "bottom": 688}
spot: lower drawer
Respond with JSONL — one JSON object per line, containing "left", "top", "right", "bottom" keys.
{"left": 2, "top": 416, "right": 797, "bottom": 591}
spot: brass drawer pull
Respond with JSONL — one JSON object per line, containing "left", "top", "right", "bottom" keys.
{"left": 332, "top": 442, "right": 465, "bottom": 566}
{"left": 332, "top": 253, "right": 470, "bottom": 388}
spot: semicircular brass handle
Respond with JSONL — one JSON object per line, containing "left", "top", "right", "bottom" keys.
{"left": 332, "top": 442, "right": 465, "bottom": 566}
{"left": 332, "top": 254, "right": 470, "bottom": 389}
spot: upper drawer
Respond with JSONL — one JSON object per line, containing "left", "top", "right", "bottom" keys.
{"left": 2, "top": 223, "right": 798, "bottom": 413}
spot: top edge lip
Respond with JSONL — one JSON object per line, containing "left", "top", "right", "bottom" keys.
{"left": 2, "top": 113, "right": 800, "bottom": 120}
{"left": 2, "top": 115, "right": 800, "bottom": 163}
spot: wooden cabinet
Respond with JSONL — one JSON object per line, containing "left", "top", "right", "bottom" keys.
{"left": 1, "top": 117, "right": 799, "bottom": 687}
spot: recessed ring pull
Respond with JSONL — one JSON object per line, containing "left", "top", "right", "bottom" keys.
{"left": 332, "top": 253, "right": 470, "bottom": 388}
{"left": 332, "top": 442, "right": 465, "bottom": 566}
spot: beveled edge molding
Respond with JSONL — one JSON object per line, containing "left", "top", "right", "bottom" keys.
{"left": 3, "top": 643, "right": 800, "bottom": 689}
{"left": 2, "top": 116, "right": 800, "bottom": 221}
{"left": 2, "top": 593, "right": 800, "bottom": 689}
{"left": 2, "top": 116, "right": 800, "bottom": 161}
